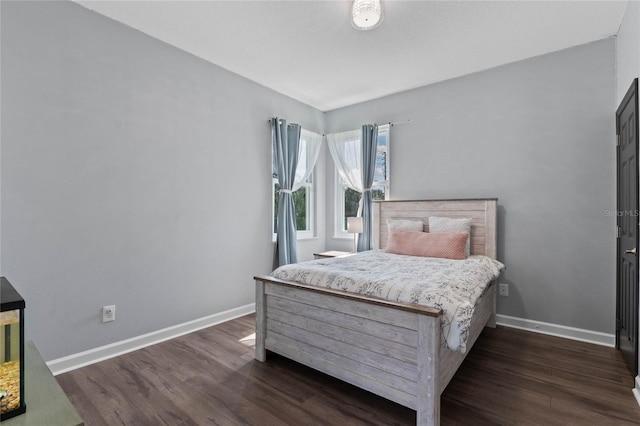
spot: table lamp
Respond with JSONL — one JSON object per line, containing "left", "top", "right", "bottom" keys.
{"left": 347, "top": 217, "right": 363, "bottom": 253}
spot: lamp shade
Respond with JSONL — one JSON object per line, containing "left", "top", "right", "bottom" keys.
{"left": 347, "top": 217, "right": 364, "bottom": 234}
{"left": 352, "top": 0, "right": 383, "bottom": 30}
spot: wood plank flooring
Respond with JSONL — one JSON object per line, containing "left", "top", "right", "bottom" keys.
{"left": 56, "top": 314, "right": 640, "bottom": 425}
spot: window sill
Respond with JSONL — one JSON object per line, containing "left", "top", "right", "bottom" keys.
{"left": 272, "top": 236, "right": 319, "bottom": 244}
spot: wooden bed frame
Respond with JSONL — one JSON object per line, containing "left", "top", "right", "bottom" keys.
{"left": 254, "top": 199, "right": 498, "bottom": 426}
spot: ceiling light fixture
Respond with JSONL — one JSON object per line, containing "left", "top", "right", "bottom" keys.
{"left": 352, "top": 0, "right": 383, "bottom": 31}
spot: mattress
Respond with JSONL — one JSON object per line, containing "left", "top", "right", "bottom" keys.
{"left": 271, "top": 250, "right": 505, "bottom": 353}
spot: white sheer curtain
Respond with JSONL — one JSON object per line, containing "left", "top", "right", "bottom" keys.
{"left": 327, "top": 129, "right": 363, "bottom": 192}
{"left": 293, "top": 129, "right": 322, "bottom": 191}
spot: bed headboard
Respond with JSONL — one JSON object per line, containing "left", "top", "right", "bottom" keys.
{"left": 372, "top": 198, "right": 498, "bottom": 259}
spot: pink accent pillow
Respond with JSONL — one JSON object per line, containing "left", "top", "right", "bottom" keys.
{"left": 385, "top": 229, "right": 468, "bottom": 260}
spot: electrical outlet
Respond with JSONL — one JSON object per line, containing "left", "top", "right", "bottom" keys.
{"left": 499, "top": 283, "right": 509, "bottom": 297}
{"left": 102, "top": 305, "right": 116, "bottom": 322}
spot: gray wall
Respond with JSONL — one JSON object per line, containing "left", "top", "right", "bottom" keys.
{"left": 1, "top": 1, "right": 325, "bottom": 361}
{"left": 616, "top": 0, "right": 639, "bottom": 106}
{"left": 326, "top": 39, "right": 616, "bottom": 334}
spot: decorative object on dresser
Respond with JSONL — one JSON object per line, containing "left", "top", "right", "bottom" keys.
{"left": 254, "top": 198, "right": 500, "bottom": 426}
{"left": 0, "top": 278, "right": 26, "bottom": 421}
{"left": 346, "top": 216, "right": 363, "bottom": 253}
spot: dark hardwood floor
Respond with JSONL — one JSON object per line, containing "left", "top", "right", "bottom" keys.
{"left": 56, "top": 314, "right": 640, "bottom": 425}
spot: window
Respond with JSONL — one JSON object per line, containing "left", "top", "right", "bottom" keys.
{"left": 273, "top": 129, "right": 321, "bottom": 241}
{"left": 334, "top": 125, "right": 390, "bottom": 238}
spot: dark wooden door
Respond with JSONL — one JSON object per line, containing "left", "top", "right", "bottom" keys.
{"left": 617, "top": 78, "right": 639, "bottom": 377}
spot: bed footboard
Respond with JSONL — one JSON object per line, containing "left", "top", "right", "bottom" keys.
{"left": 254, "top": 276, "right": 496, "bottom": 426}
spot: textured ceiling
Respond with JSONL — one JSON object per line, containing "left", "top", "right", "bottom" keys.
{"left": 75, "top": 0, "right": 628, "bottom": 112}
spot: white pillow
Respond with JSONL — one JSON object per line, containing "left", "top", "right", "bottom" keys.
{"left": 387, "top": 218, "right": 424, "bottom": 232}
{"left": 428, "top": 216, "right": 472, "bottom": 257}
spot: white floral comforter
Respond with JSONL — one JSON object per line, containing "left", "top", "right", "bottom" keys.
{"left": 271, "top": 250, "right": 505, "bottom": 353}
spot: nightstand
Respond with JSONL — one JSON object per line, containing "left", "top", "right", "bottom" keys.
{"left": 313, "top": 250, "right": 351, "bottom": 259}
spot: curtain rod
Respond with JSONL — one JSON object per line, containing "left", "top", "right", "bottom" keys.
{"left": 386, "top": 119, "right": 410, "bottom": 126}
{"left": 268, "top": 118, "right": 410, "bottom": 126}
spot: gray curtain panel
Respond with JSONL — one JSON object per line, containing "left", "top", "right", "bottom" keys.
{"left": 358, "top": 124, "right": 378, "bottom": 252}
{"left": 273, "top": 117, "right": 301, "bottom": 268}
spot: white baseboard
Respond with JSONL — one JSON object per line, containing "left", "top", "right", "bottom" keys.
{"left": 47, "top": 303, "right": 255, "bottom": 376}
{"left": 496, "top": 314, "right": 615, "bottom": 347}
{"left": 633, "top": 376, "right": 640, "bottom": 408}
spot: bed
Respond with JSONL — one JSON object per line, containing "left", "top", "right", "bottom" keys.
{"left": 254, "top": 199, "right": 500, "bottom": 426}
